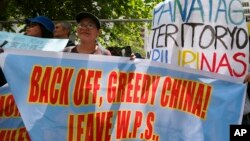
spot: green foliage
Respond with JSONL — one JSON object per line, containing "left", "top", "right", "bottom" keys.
{"left": 0, "top": 0, "right": 162, "bottom": 53}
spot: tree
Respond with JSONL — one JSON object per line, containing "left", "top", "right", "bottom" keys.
{"left": 0, "top": 0, "right": 163, "bottom": 57}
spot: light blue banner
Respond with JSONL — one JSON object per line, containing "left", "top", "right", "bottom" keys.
{"left": 0, "top": 31, "right": 68, "bottom": 51}
{"left": 0, "top": 49, "right": 246, "bottom": 141}
{"left": 0, "top": 84, "right": 30, "bottom": 141}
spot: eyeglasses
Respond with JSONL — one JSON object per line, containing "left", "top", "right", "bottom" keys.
{"left": 27, "top": 23, "right": 40, "bottom": 28}
{"left": 77, "top": 23, "right": 96, "bottom": 30}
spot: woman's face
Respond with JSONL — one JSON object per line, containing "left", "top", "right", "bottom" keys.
{"left": 25, "top": 23, "right": 43, "bottom": 37}
{"left": 76, "top": 18, "right": 100, "bottom": 42}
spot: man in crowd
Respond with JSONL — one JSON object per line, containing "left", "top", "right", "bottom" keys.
{"left": 54, "top": 21, "right": 75, "bottom": 47}
{"left": 1, "top": 15, "right": 55, "bottom": 87}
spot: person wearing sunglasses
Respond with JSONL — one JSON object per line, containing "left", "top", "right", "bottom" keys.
{"left": 64, "top": 12, "right": 111, "bottom": 55}
{"left": 0, "top": 16, "right": 55, "bottom": 87}
{"left": 25, "top": 15, "right": 55, "bottom": 38}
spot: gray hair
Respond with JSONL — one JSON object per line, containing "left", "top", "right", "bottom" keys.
{"left": 56, "top": 21, "right": 72, "bottom": 37}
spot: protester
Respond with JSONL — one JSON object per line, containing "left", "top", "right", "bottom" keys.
{"left": 54, "top": 21, "right": 75, "bottom": 47}
{"left": 0, "top": 15, "right": 55, "bottom": 87}
{"left": 63, "top": 12, "right": 111, "bottom": 55}
{"left": 25, "top": 15, "right": 54, "bottom": 38}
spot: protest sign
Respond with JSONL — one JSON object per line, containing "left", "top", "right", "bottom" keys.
{"left": 0, "top": 48, "right": 246, "bottom": 141}
{"left": 0, "top": 84, "right": 30, "bottom": 141}
{"left": 146, "top": 0, "right": 249, "bottom": 81}
{"left": 0, "top": 31, "right": 68, "bottom": 51}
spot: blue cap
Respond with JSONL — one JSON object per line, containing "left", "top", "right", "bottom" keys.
{"left": 25, "top": 16, "right": 55, "bottom": 33}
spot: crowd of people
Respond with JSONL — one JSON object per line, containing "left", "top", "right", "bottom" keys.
{"left": 0, "top": 11, "right": 250, "bottom": 126}
{"left": 0, "top": 11, "right": 141, "bottom": 84}
{"left": 0, "top": 12, "right": 126, "bottom": 86}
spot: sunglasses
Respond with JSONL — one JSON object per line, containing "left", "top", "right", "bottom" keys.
{"left": 27, "top": 23, "right": 40, "bottom": 28}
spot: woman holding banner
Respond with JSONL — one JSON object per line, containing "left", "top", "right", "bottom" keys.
{"left": 24, "top": 15, "right": 54, "bottom": 38}
{"left": 0, "top": 15, "right": 55, "bottom": 87}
